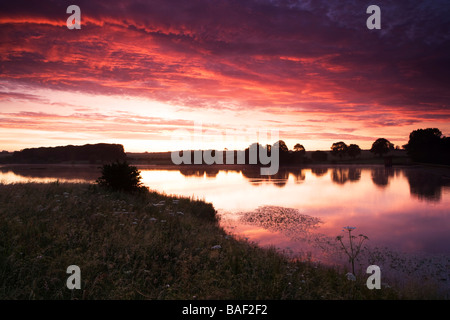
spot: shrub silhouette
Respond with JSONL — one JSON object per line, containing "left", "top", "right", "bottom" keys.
{"left": 96, "top": 161, "right": 144, "bottom": 192}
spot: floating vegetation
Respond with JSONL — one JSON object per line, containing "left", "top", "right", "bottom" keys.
{"left": 364, "top": 246, "right": 450, "bottom": 297}
{"left": 237, "top": 206, "right": 323, "bottom": 243}
{"left": 231, "top": 206, "right": 449, "bottom": 297}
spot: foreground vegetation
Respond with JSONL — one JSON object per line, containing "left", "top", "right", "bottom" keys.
{"left": 0, "top": 183, "right": 443, "bottom": 299}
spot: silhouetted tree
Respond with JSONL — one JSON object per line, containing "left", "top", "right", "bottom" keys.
{"left": 403, "top": 128, "right": 450, "bottom": 165}
{"left": 331, "top": 142, "right": 348, "bottom": 159}
{"left": 244, "top": 143, "right": 270, "bottom": 165}
{"left": 293, "top": 143, "right": 305, "bottom": 154}
{"left": 272, "top": 140, "right": 291, "bottom": 164}
{"left": 370, "top": 138, "right": 394, "bottom": 157}
{"left": 273, "top": 140, "right": 289, "bottom": 153}
{"left": 292, "top": 143, "right": 306, "bottom": 163}
{"left": 347, "top": 144, "right": 362, "bottom": 158}
{"left": 96, "top": 161, "right": 144, "bottom": 192}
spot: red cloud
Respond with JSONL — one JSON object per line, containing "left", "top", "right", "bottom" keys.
{"left": 0, "top": 0, "right": 449, "bottom": 151}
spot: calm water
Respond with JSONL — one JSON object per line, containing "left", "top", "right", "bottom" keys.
{"left": 1, "top": 164, "right": 449, "bottom": 288}
{"left": 139, "top": 166, "right": 450, "bottom": 259}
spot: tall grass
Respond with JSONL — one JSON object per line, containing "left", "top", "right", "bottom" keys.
{"left": 0, "top": 182, "right": 437, "bottom": 299}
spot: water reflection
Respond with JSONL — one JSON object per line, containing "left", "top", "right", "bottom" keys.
{"left": 179, "top": 168, "right": 219, "bottom": 178}
{"left": 371, "top": 167, "right": 395, "bottom": 188}
{"left": 404, "top": 169, "right": 450, "bottom": 202}
{"left": 241, "top": 168, "right": 290, "bottom": 187}
{"left": 291, "top": 169, "right": 306, "bottom": 184}
{"left": 1, "top": 164, "right": 449, "bottom": 203}
{"left": 311, "top": 167, "right": 328, "bottom": 177}
{"left": 0, "top": 164, "right": 101, "bottom": 182}
{"left": 331, "top": 167, "right": 361, "bottom": 184}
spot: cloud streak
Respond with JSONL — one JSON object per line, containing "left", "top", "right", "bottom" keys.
{"left": 0, "top": 0, "right": 449, "bottom": 151}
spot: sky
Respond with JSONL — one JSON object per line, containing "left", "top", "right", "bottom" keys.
{"left": 0, "top": 0, "right": 449, "bottom": 152}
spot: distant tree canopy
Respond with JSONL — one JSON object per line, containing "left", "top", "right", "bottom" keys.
{"left": 273, "top": 140, "right": 289, "bottom": 153}
{"left": 347, "top": 144, "right": 362, "bottom": 158}
{"left": 370, "top": 138, "right": 394, "bottom": 157}
{"left": 329, "top": 142, "right": 362, "bottom": 160}
{"left": 403, "top": 128, "right": 450, "bottom": 165}
{"left": 331, "top": 142, "right": 348, "bottom": 158}
{"left": 242, "top": 140, "right": 308, "bottom": 165}
{"left": 244, "top": 143, "right": 271, "bottom": 164}
{"left": 293, "top": 143, "right": 305, "bottom": 155}
{"left": 273, "top": 140, "right": 291, "bottom": 164}
{"left": 292, "top": 143, "right": 306, "bottom": 163}
{"left": 7, "top": 143, "right": 126, "bottom": 164}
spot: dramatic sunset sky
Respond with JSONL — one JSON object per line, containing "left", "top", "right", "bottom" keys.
{"left": 0, "top": 0, "right": 449, "bottom": 152}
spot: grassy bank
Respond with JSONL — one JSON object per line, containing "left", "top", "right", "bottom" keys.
{"left": 0, "top": 183, "right": 441, "bottom": 299}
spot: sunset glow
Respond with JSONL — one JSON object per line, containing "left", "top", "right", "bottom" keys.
{"left": 1, "top": 0, "right": 449, "bottom": 152}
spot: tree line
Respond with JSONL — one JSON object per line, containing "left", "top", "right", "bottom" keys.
{"left": 0, "top": 143, "right": 126, "bottom": 164}
{"left": 244, "top": 127, "right": 449, "bottom": 165}
{"left": 0, "top": 127, "right": 448, "bottom": 166}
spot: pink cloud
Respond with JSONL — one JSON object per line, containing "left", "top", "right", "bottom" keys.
{"left": 0, "top": 0, "right": 448, "bottom": 150}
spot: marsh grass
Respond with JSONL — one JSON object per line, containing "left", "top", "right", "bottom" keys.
{"left": 0, "top": 182, "right": 439, "bottom": 299}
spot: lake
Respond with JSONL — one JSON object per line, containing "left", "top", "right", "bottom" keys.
{"left": 1, "top": 164, "right": 449, "bottom": 290}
